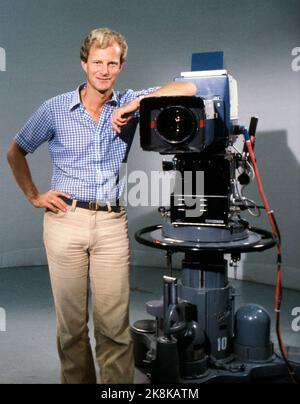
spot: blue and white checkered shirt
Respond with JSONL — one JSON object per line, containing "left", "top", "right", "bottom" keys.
{"left": 15, "top": 83, "right": 158, "bottom": 202}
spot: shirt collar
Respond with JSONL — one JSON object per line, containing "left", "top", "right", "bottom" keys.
{"left": 107, "top": 90, "right": 118, "bottom": 106}
{"left": 69, "top": 83, "right": 118, "bottom": 111}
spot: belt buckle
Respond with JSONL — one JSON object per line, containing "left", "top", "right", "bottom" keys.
{"left": 89, "top": 201, "right": 100, "bottom": 211}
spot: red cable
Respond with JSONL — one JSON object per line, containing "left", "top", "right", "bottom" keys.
{"left": 245, "top": 139, "right": 299, "bottom": 383}
{"left": 245, "top": 140, "right": 279, "bottom": 241}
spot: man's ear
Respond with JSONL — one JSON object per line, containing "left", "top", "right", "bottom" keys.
{"left": 81, "top": 60, "right": 87, "bottom": 74}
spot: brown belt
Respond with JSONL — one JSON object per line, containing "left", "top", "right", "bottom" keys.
{"left": 61, "top": 197, "right": 122, "bottom": 212}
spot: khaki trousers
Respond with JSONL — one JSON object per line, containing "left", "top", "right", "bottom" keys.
{"left": 43, "top": 205, "right": 134, "bottom": 384}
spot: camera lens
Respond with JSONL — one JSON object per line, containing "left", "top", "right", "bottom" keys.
{"left": 156, "top": 106, "right": 196, "bottom": 144}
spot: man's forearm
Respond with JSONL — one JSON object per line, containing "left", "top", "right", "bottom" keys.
{"left": 6, "top": 142, "right": 39, "bottom": 202}
{"left": 145, "top": 81, "right": 197, "bottom": 99}
{"left": 135, "top": 81, "right": 197, "bottom": 109}
{"left": 125, "top": 81, "right": 197, "bottom": 112}
{"left": 7, "top": 141, "right": 71, "bottom": 212}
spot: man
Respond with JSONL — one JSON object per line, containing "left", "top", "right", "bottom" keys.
{"left": 7, "top": 28, "right": 196, "bottom": 384}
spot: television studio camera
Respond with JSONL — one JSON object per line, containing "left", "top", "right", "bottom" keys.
{"left": 131, "top": 56, "right": 300, "bottom": 384}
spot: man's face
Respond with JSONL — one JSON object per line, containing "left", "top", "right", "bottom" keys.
{"left": 81, "top": 42, "right": 123, "bottom": 94}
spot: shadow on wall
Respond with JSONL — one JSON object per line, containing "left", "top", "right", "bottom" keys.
{"left": 242, "top": 130, "right": 300, "bottom": 289}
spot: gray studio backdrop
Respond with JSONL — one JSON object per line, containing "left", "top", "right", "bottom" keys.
{"left": 0, "top": 0, "right": 299, "bottom": 289}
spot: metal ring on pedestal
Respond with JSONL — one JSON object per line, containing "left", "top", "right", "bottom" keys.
{"left": 135, "top": 225, "right": 276, "bottom": 254}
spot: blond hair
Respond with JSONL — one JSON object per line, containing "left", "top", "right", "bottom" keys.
{"left": 80, "top": 28, "right": 128, "bottom": 64}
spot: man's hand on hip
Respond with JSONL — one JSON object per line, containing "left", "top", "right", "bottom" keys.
{"left": 29, "top": 190, "right": 72, "bottom": 213}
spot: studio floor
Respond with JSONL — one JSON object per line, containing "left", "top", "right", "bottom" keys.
{"left": 0, "top": 265, "right": 299, "bottom": 384}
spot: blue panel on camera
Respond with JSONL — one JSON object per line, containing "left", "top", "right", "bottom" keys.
{"left": 191, "top": 51, "right": 224, "bottom": 71}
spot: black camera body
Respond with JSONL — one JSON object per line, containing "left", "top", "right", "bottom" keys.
{"left": 139, "top": 96, "right": 205, "bottom": 154}
{"left": 140, "top": 70, "right": 237, "bottom": 156}
{"left": 139, "top": 71, "right": 239, "bottom": 227}
{"left": 139, "top": 95, "right": 228, "bottom": 155}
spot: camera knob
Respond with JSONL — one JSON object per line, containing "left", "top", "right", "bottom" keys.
{"left": 162, "top": 161, "right": 174, "bottom": 171}
{"left": 238, "top": 172, "right": 250, "bottom": 185}
{"left": 158, "top": 206, "right": 166, "bottom": 214}
{"left": 158, "top": 206, "right": 170, "bottom": 218}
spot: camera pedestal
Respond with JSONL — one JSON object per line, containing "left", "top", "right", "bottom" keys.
{"left": 132, "top": 225, "right": 300, "bottom": 383}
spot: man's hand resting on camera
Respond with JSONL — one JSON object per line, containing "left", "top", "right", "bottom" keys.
{"left": 110, "top": 97, "right": 140, "bottom": 133}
